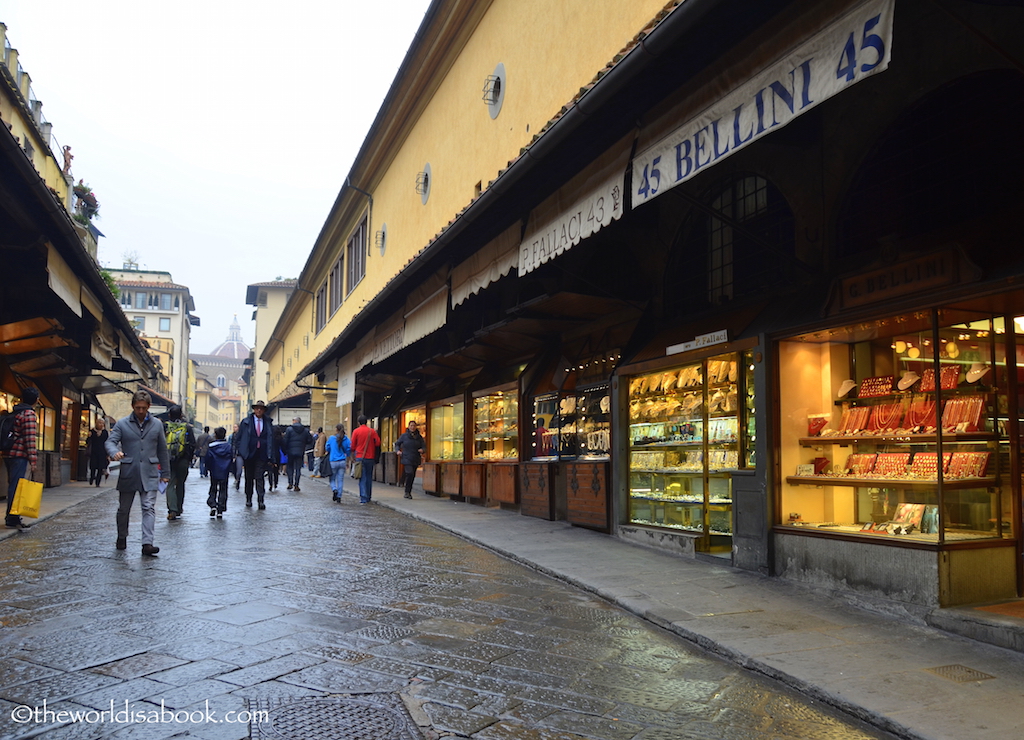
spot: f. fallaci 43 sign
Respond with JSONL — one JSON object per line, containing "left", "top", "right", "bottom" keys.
{"left": 632, "top": 0, "right": 894, "bottom": 208}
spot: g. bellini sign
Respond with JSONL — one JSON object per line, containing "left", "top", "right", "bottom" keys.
{"left": 835, "top": 250, "right": 979, "bottom": 312}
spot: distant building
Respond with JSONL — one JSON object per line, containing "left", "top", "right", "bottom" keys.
{"left": 190, "top": 317, "right": 249, "bottom": 429}
{"left": 108, "top": 266, "right": 199, "bottom": 408}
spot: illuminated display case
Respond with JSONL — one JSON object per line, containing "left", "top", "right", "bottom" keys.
{"left": 627, "top": 352, "right": 753, "bottom": 552}
{"left": 530, "top": 383, "right": 610, "bottom": 460}
{"left": 779, "top": 309, "right": 1011, "bottom": 544}
{"left": 428, "top": 399, "right": 464, "bottom": 461}
{"left": 473, "top": 388, "right": 518, "bottom": 461}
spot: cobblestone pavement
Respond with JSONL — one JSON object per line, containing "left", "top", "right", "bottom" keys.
{"left": 0, "top": 471, "right": 895, "bottom": 740}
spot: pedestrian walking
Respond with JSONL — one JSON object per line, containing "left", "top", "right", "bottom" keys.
{"left": 283, "top": 417, "right": 312, "bottom": 491}
{"left": 306, "top": 428, "right": 319, "bottom": 472}
{"left": 325, "top": 424, "right": 351, "bottom": 502}
{"left": 86, "top": 417, "right": 109, "bottom": 487}
{"left": 194, "top": 426, "right": 212, "bottom": 477}
{"left": 312, "top": 427, "right": 327, "bottom": 478}
{"left": 163, "top": 405, "right": 196, "bottom": 520}
{"left": 236, "top": 400, "right": 274, "bottom": 510}
{"left": 228, "top": 423, "right": 243, "bottom": 489}
{"left": 350, "top": 415, "right": 381, "bottom": 504}
{"left": 105, "top": 390, "right": 169, "bottom": 556}
{"left": 395, "top": 419, "right": 426, "bottom": 499}
{"left": 269, "top": 427, "right": 285, "bottom": 491}
{"left": 2, "top": 386, "right": 39, "bottom": 530}
{"left": 204, "top": 427, "right": 233, "bottom": 518}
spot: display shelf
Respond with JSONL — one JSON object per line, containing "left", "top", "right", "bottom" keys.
{"left": 799, "top": 432, "right": 997, "bottom": 446}
{"left": 833, "top": 387, "right": 994, "bottom": 406}
{"left": 786, "top": 474, "right": 997, "bottom": 489}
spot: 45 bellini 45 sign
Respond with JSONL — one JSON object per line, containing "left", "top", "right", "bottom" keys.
{"left": 631, "top": 0, "right": 895, "bottom": 208}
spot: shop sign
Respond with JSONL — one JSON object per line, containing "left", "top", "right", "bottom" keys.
{"left": 632, "top": 0, "right": 894, "bottom": 208}
{"left": 838, "top": 250, "right": 959, "bottom": 310}
{"left": 519, "top": 137, "right": 630, "bottom": 275}
{"left": 668, "top": 329, "right": 728, "bottom": 356}
{"left": 371, "top": 324, "right": 405, "bottom": 364}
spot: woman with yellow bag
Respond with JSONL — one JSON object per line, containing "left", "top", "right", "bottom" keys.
{"left": 2, "top": 387, "right": 39, "bottom": 531}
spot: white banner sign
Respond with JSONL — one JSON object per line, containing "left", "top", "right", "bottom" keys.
{"left": 519, "top": 142, "right": 629, "bottom": 275}
{"left": 632, "top": 0, "right": 894, "bottom": 208}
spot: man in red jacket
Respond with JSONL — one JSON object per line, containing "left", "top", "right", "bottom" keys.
{"left": 350, "top": 415, "right": 381, "bottom": 504}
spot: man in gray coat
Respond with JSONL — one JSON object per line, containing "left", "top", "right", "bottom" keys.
{"left": 106, "top": 390, "right": 170, "bottom": 556}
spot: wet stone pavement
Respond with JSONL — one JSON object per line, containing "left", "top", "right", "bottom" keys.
{"left": 0, "top": 472, "right": 896, "bottom": 740}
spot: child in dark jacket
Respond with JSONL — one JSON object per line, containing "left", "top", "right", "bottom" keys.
{"left": 205, "top": 427, "right": 233, "bottom": 518}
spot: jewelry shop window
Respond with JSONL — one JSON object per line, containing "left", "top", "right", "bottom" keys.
{"left": 473, "top": 388, "right": 518, "bottom": 461}
{"left": 428, "top": 398, "right": 464, "bottom": 462}
{"left": 627, "top": 351, "right": 754, "bottom": 552}
{"left": 780, "top": 309, "right": 1012, "bottom": 544}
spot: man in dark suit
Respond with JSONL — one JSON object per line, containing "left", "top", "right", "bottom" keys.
{"left": 105, "top": 390, "right": 170, "bottom": 556}
{"left": 236, "top": 400, "right": 275, "bottom": 510}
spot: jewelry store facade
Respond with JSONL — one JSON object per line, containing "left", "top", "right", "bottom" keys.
{"left": 285, "top": 0, "right": 1024, "bottom": 609}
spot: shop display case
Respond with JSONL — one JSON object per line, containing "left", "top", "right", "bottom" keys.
{"left": 780, "top": 310, "right": 1011, "bottom": 544}
{"left": 531, "top": 383, "right": 611, "bottom": 460}
{"left": 472, "top": 389, "right": 518, "bottom": 461}
{"left": 627, "top": 353, "right": 748, "bottom": 552}
{"left": 428, "top": 399, "right": 464, "bottom": 461}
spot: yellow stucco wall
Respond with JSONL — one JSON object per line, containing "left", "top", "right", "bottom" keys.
{"left": 267, "top": 0, "right": 667, "bottom": 400}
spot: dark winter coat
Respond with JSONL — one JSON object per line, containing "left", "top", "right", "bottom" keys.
{"left": 395, "top": 430, "right": 425, "bottom": 467}
{"left": 283, "top": 422, "right": 313, "bottom": 457}
{"left": 204, "top": 439, "right": 234, "bottom": 481}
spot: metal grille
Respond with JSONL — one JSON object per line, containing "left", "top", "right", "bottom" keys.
{"left": 250, "top": 695, "right": 423, "bottom": 740}
{"left": 924, "top": 664, "right": 995, "bottom": 683}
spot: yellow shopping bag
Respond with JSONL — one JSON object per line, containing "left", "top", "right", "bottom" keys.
{"left": 10, "top": 478, "right": 43, "bottom": 519}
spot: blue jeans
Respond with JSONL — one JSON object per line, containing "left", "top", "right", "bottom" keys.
{"left": 358, "top": 458, "right": 375, "bottom": 502}
{"left": 5, "top": 456, "right": 29, "bottom": 525}
{"left": 330, "top": 460, "right": 346, "bottom": 496}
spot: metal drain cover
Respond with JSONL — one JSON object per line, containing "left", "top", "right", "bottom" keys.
{"left": 924, "top": 664, "right": 995, "bottom": 683}
{"left": 249, "top": 695, "right": 422, "bottom": 740}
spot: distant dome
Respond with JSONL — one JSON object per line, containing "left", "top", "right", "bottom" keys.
{"left": 209, "top": 316, "right": 250, "bottom": 360}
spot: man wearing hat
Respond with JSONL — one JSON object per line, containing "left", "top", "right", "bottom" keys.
{"left": 236, "top": 401, "right": 276, "bottom": 510}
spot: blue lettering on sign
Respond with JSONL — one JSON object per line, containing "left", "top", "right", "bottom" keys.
{"left": 675, "top": 140, "right": 692, "bottom": 180}
{"left": 732, "top": 104, "right": 753, "bottom": 148}
{"left": 637, "top": 2, "right": 890, "bottom": 206}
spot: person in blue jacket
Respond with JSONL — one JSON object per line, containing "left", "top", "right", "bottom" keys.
{"left": 326, "top": 424, "right": 351, "bottom": 502}
{"left": 205, "top": 427, "right": 233, "bottom": 518}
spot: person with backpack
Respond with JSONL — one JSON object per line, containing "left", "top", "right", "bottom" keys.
{"left": 325, "top": 424, "right": 351, "bottom": 502}
{"left": 2, "top": 387, "right": 40, "bottom": 531}
{"left": 163, "top": 405, "right": 196, "bottom": 521}
{"left": 204, "top": 427, "right": 233, "bottom": 518}
{"left": 283, "top": 417, "right": 313, "bottom": 491}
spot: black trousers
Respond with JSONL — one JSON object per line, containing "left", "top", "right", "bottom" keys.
{"left": 243, "top": 457, "right": 269, "bottom": 503}
{"left": 207, "top": 478, "right": 229, "bottom": 511}
{"left": 402, "top": 465, "right": 417, "bottom": 494}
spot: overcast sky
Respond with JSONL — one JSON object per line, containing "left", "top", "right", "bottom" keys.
{"left": 3, "top": 0, "right": 432, "bottom": 353}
